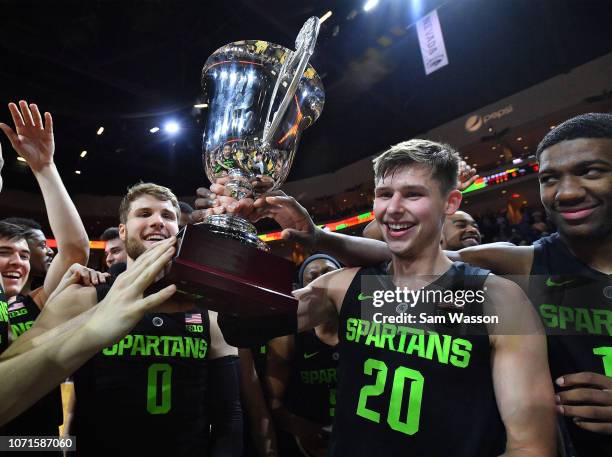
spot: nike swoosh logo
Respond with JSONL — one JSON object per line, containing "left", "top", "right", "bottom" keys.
{"left": 358, "top": 293, "right": 373, "bottom": 301}
{"left": 546, "top": 278, "right": 574, "bottom": 287}
{"left": 304, "top": 351, "right": 319, "bottom": 359}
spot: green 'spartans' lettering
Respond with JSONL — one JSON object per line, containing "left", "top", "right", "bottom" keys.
{"left": 345, "top": 318, "right": 471, "bottom": 368}
{"left": 103, "top": 334, "right": 208, "bottom": 359}
{"left": 539, "top": 304, "right": 612, "bottom": 336}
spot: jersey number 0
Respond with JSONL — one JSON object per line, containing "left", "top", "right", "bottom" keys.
{"left": 147, "top": 363, "right": 172, "bottom": 414}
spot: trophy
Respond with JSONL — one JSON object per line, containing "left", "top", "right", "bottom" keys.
{"left": 154, "top": 17, "right": 324, "bottom": 316}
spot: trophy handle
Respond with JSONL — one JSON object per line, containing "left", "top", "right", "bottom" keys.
{"left": 262, "top": 16, "right": 320, "bottom": 146}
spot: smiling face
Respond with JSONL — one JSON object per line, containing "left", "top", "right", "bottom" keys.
{"left": 374, "top": 165, "right": 461, "bottom": 258}
{"left": 119, "top": 194, "right": 179, "bottom": 262}
{"left": 538, "top": 138, "right": 612, "bottom": 240}
{"left": 442, "top": 211, "right": 482, "bottom": 250}
{"left": 0, "top": 237, "right": 31, "bottom": 298}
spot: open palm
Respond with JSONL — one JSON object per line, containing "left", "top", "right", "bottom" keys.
{"left": 0, "top": 101, "right": 54, "bottom": 172}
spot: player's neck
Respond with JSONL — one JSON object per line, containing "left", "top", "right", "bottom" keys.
{"left": 389, "top": 243, "right": 453, "bottom": 282}
{"left": 562, "top": 231, "right": 612, "bottom": 274}
{"left": 20, "top": 277, "right": 33, "bottom": 296}
{"left": 127, "top": 256, "right": 135, "bottom": 268}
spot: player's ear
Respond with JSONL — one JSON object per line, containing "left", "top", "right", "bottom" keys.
{"left": 118, "top": 224, "right": 127, "bottom": 242}
{"left": 444, "top": 189, "right": 462, "bottom": 215}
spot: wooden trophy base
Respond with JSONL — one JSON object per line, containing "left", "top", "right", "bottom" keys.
{"left": 149, "top": 223, "right": 297, "bottom": 316}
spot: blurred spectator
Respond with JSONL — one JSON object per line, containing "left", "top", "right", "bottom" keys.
{"left": 100, "top": 227, "right": 126, "bottom": 269}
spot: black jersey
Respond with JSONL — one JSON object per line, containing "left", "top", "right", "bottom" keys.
{"left": 9, "top": 294, "right": 40, "bottom": 337}
{"left": 330, "top": 262, "right": 505, "bottom": 457}
{"left": 530, "top": 233, "right": 612, "bottom": 457}
{"left": 0, "top": 284, "right": 8, "bottom": 353}
{"left": 286, "top": 330, "right": 338, "bottom": 425}
{"left": 73, "top": 268, "right": 212, "bottom": 457}
{"left": 4, "top": 294, "right": 63, "bottom": 441}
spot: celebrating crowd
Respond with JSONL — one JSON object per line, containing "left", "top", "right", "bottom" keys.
{"left": 0, "top": 100, "right": 610, "bottom": 457}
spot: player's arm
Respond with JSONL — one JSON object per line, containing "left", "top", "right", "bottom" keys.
{"left": 294, "top": 267, "right": 356, "bottom": 333}
{"left": 7, "top": 262, "right": 108, "bottom": 352}
{"left": 238, "top": 348, "right": 278, "bottom": 457}
{"left": 447, "top": 243, "right": 533, "bottom": 275}
{"left": 0, "top": 238, "right": 178, "bottom": 425}
{"left": 216, "top": 267, "right": 350, "bottom": 348}
{"left": 486, "top": 276, "right": 556, "bottom": 457}
{"left": 199, "top": 184, "right": 391, "bottom": 267}
{"left": 207, "top": 311, "right": 243, "bottom": 457}
{"left": 255, "top": 194, "right": 390, "bottom": 267}
{"left": 0, "top": 101, "right": 90, "bottom": 304}
{"left": 266, "top": 335, "right": 328, "bottom": 455}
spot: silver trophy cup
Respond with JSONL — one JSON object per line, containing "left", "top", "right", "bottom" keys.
{"left": 200, "top": 17, "right": 324, "bottom": 250}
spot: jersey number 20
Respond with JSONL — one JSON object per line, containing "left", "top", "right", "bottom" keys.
{"left": 356, "top": 358, "right": 423, "bottom": 435}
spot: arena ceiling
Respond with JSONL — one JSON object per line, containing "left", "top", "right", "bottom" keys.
{"left": 1, "top": 0, "right": 612, "bottom": 197}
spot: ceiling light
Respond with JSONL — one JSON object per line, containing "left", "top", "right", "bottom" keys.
{"left": 193, "top": 104, "right": 208, "bottom": 109}
{"left": 499, "top": 154, "right": 504, "bottom": 158}
{"left": 516, "top": 137, "right": 522, "bottom": 141}
{"left": 164, "top": 121, "right": 180, "bottom": 134}
{"left": 363, "top": 0, "right": 379, "bottom": 12}
{"left": 502, "top": 190, "right": 507, "bottom": 194}
{"left": 549, "top": 125, "right": 556, "bottom": 129}
{"left": 96, "top": 127, "right": 104, "bottom": 135}
{"left": 150, "top": 127, "right": 160, "bottom": 133}
{"left": 491, "top": 146, "right": 496, "bottom": 150}
{"left": 320, "top": 11, "right": 333, "bottom": 23}
{"left": 75, "top": 170, "right": 81, "bottom": 175}
{"left": 523, "top": 146, "right": 528, "bottom": 150}
{"left": 80, "top": 150, "right": 87, "bottom": 158}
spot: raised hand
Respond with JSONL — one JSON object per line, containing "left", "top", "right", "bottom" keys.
{"left": 252, "top": 191, "right": 317, "bottom": 247}
{"left": 0, "top": 101, "right": 54, "bottom": 173}
{"left": 457, "top": 160, "right": 479, "bottom": 192}
{"left": 86, "top": 237, "right": 181, "bottom": 341}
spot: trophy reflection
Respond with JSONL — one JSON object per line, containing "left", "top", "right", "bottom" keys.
{"left": 200, "top": 16, "right": 324, "bottom": 249}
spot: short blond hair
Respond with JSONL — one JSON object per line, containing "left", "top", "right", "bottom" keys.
{"left": 119, "top": 182, "right": 180, "bottom": 224}
{"left": 373, "top": 139, "right": 460, "bottom": 195}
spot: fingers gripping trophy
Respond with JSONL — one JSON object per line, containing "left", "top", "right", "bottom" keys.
{"left": 201, "top": 16, "right": 324, "bottom": 250}
{"left": 153, "top": 17, "right": 324, "bottom": 316}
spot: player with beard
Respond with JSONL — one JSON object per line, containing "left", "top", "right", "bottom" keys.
{"left": 229, "top": 114, "right": 611, "bottom": 456}
{"left": 47, "top": 182, "right": 242, "bottom": 457}
{"left": 211, "top": 140, "right": 556, "bottom": 456}
{"left": 0, "top": 144, "right": 182, "bottom": 432}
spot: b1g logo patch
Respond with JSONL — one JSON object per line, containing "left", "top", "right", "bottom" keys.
{"left": 185, "top": 313, "right": 204, "bottom": 333}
